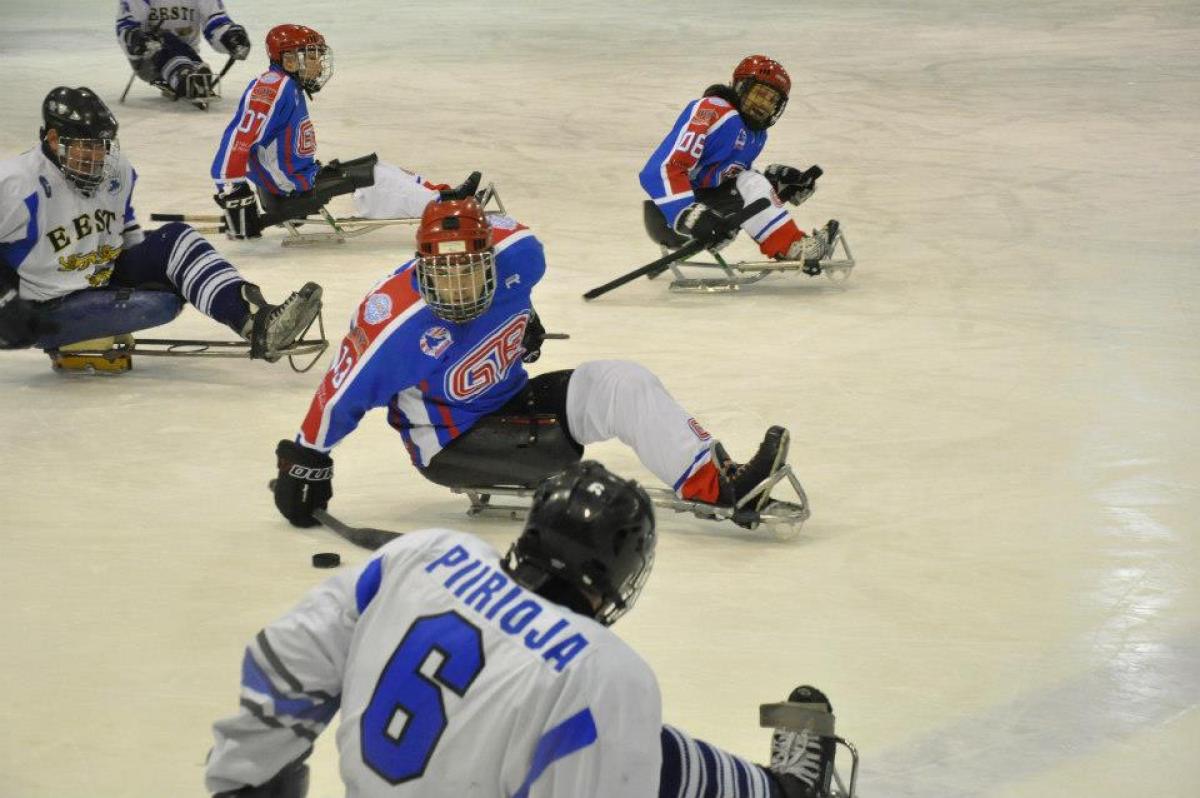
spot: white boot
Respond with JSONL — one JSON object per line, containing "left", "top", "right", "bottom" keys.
{"left": 783, "top": 220, "right": 839, "bottom": 273}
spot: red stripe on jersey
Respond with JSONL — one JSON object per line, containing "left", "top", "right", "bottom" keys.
{"left": 298, "top": 273, "right": 423, "bottom": 447}
{"left": 223, "top": 71, "right": 285, "bottom": 181}
{"left": 420, "top": 380, "right": 461, "bottom": 438}
{"left": 663, "top": 97, "right": 737, "bottom": 196}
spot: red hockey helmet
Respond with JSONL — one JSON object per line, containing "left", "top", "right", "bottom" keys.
{"left": 266, "top": 24, "right": 333, "bottom": 93}
{"left": 415, "top": 199, "right": 496, "bottom": 322}
{"left": 731, "top": 55, "right": 791, "bottom": 129}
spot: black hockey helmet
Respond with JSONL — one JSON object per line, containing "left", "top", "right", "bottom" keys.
{"left": 504, "top": 461, "right": 656, "bottom": 626}
{"left": 40, "top": 86, "right": 120, "bottom": 195}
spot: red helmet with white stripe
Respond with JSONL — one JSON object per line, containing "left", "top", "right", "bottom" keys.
{"left": 266, "top": 24, "right": 333, "bottom": 93}
{"left": 731, "top": 55, "right": 791, "bottom": 130}
{"left": 415, "top": 199, "right": 496, "bottom": 322}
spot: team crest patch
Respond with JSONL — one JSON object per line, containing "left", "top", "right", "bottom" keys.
{"left": 362, "top": 292, "right": 393, "bottom": 325}
{"left": 489, "top": 214, "right": 518, "bottom": 230}
{"left": 420, "top": 326, "right": 453, "bottom": 358}
{"left": 261, "top": 71, "right": 280, "bottom": 84}
{"left": 734, "top": 129, "right": 748, "bottom": 150}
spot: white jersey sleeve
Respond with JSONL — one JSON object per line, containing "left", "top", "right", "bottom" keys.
{"left": 204, "top": 566, "right": 361, "bottom": 794}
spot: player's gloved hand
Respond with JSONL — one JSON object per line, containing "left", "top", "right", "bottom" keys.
{"left": 214, "top": 183, "right": 264, "bottom": 240}
{"left": 0, "top": 285, "right": 55, "bottom": 350}
{"left": 674, "top": 203, "right": 738, "bottom": 251}
{"left": 521, "top": 310, "right": 546, "bottom": 363}
{"left": 219, "top": 25, "right": 251, "bottom": 60}
{"left": 764, "top": 163, "right": 820, "bottom": 206}
{"left": 274, "top": 440, "right": 333, "bottom": 528}
{"left": 214, "top": 757, "right": 310, "bottom": 797}
{"left": 124, "top": 26, "right": 162, "bottom": 59}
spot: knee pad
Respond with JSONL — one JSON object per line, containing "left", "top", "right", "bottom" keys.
{"left": 37, "top": 288, "right": 184, "bottom": 349}
{"left": 734, "top": 169, "right": 776, "bottom": 203}
{"left": 420, "top": 414, "right": 583, "bottom": 489}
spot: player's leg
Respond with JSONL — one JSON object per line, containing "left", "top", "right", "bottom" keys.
{"left": 731, "top": 171, "right": 836, "bottom": 262}
{"left": 660, "top": 685, "right": 841, "bottom": 798}
{"left": 156, "top": 33, "right": 214, "bottom": 100}
{"left": 563, "top": 360, "right": 787, "bottom": 507}
{"left": 352, "top": 162, "right": 441, "bottom": 219}
{"left": 111, "top": 222, "right": 322, "bottom": 359}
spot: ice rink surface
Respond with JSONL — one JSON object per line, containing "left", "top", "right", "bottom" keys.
{"left": 2, "top": 1, "right": 1198, "bottom": 795}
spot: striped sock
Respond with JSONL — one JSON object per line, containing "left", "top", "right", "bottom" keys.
{"left": 659, "top": 725, "right": 779, "bottom": 798}
{"left": 165, "top": 225, "right": 246, "bottom": 329}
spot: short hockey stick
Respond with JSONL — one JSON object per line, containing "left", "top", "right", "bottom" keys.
{"left": 582, "top": 197, "right": 770, "bottom": 300}
{"left": 210, "top": 55, "right": 237, "bottom": 91}
{"left": 267, "top": 479, "right": 403, "bottom": 549}
{"left": 119, "top": 18, "right": 165, "bottom": 103}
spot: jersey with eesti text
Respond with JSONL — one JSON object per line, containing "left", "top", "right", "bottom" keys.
{"left": 115, "top": 0, "right": 239, "bottom": 56}
{"left": 296, "top": 216, "right": 545, "bottom": 464}
{"left": 205, "top": 527, "right": 663, "bottom": 797}
{"left": 638, "top": 95, "right": 768, "bottom": 229}
{"left": 211, "top": 66, "right": 319, "bottom": 196}
{"left": 0, "top": 148, "right": 143, "bottom": 302}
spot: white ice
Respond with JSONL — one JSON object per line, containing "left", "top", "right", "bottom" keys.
{"left": 1, "top": 1, "right": 1198, "bottom": 796}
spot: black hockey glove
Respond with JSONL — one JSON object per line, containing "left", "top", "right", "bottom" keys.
{"left": 764, "top": 163, "right": 821, "bottom": 206}
{"left": 215, "top": 183, "right": 264, "bottom": 240}
{"left": 0, "top": 283, "right": 55, "bottom": 350}
{"left": 214, "top": 759, "right": 310, "bottom": 798}
{"left": 274, "top": 440, "right": 333, "bottom": 528}
{"left": 219, "top": 25, "right": 252, "bottom": 60}
{"left": 124, "top": 26, "right": 162, "bottom": 59}
{"left": 674, "top": 202, "right": 738, "bottom": 251}
{"left": 521, "top": 310, "right": 546, "bottom": 363}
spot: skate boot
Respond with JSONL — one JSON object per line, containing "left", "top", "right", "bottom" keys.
{"left": 438, "top": 171, "right": 482, "bottom": 202}
{"left": 169, "top": 64, "right": 217, "bottom": 108}
{"left": 713, "top": 426, "right": 790, "bottom": 526}
{"left": 48, "top": 334, "right": 134, "bottom": 375}
{"left": 782, "top": 220, "right": 839, "bottom": 275}
{"left": 767, "top": 685, "right": 838, "bottom": 798}
{"left": 239, "top": 282, "right": 323, "bottom": 362}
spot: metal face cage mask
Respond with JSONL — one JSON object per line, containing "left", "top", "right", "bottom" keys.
{"left": 56, "top": 136, "right": 120, "bottom": 196}
{"left": 292, "top": 44, "right": 334, "bottom": 93}
{"left": 415, "top": 200, "right": 496, "bottom": 323}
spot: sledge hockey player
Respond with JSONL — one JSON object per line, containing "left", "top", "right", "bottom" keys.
{"left": 211, "top": 24, "right": 472, "bottom": 240}
{"left": 208, "top": 462, "right": 844, "bottom": 797}
{"left": 271, "top": 197, "right": 794, "bottom": 530}
{"left": 116, "top": 0, "right": 251, "bottom": 106}
{"left": 639, "top": 55, "right": 838, "bottom": 273}
{"left": 0, "top": 87, "right": 322, "bottom": 370}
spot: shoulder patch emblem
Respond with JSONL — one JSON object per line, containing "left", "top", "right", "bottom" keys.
{"left": 488, "top": 214, "right": 518, "bottom": 231}
{"left": 734, "top": 129, "right": 748, "bottom": 150}
{"left": 420, "top": 326, "right": 453, "bottom": 358}
{"left": 260, "top": 71, "right": 280, "bottom": 85}
{"left": 362, "top": 292, "right": 393, "bottom": 325}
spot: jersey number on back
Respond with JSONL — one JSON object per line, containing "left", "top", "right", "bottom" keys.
{"left": 361, "top": 611, "right": 486, "bottom": 784}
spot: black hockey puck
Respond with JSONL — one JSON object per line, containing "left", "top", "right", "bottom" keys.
{"left": 312, "top": 552, "right": 341, "bottom": 569}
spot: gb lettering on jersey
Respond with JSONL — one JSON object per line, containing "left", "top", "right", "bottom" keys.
{"left": 444, "top": 312, "right": 529, "bottom": 402}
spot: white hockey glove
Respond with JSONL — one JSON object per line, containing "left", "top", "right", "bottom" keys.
{"left": 214, "top": 184, "right": 264, "bottom": 239}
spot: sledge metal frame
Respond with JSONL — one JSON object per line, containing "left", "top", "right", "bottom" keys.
{"left": 45, "top": 312, "right": 329, "bottom": 374}
{"left": 450, "top": 462, "right": 810, "bottom": 539}
{"left": 655, "top": 227, "right": 856, "bottom": 293}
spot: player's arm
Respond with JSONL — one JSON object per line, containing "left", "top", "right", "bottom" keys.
{"left": 121, "top": 164, "right": 145, "bottom": 248}
{"left": 273, "top": 281, "right": 426, "bottom": 526}
{"left": 638, "top": 101, "right": 723, "bottom": 229}
{"left": 115, "top": 0, "right": 158, "bottom": 59}
{"left": 212, "top": 81, "right": 284, "bottom": 236}
{"left": 205, "top": 564, "right": 363, "bottom": 796}
{"left": 201, "top": 0, "right": 250, "bottom": 60}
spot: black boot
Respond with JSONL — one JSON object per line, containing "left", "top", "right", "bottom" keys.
{"left": 769, "top": 685, "right": 837, "bottom": 798}
{"left": 439, "top": 171, "right": 482, "bottom": 202}
{"left": 239, "top": 282, "right": 323, "bottom": 362}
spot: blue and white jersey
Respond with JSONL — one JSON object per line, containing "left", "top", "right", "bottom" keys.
{"left": 205, "top": 528, "right": 663, "bottom": 797}
{"left": 297, "top": 217, "right": 545, "bottom": 464}
{"left": 115, "top": 0, "right": 239, "bottom": 56}
{"left": 0, "top": 148, "right": 142, "bottom": 301}
{"left": 211, "top": 66, "right": 318, "bottom": 195}
{"left": 638, "top": 95, "right": 768, "bottom": 229}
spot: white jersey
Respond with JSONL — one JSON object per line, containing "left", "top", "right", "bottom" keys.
{"left": 206, "top": 529, "right": 664, "bottom": 797}
{"left": 115, "top": 0, "right": 238, "bottom": 56}
{"left": 0, "top": 148, "right": 143, "bottom": 302}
